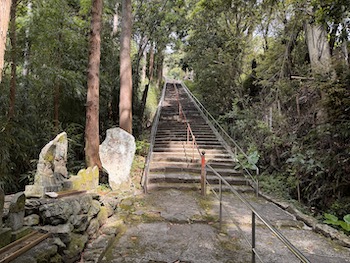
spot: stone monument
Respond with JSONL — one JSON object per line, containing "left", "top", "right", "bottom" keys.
{"left": 99, "top": 127, "right": 136, "bottom": 190}
{"left": 25, "top": 132, "right": 69, "bottom": 198}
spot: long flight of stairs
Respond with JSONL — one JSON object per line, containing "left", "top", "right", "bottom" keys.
{"left": 146, "top": 82, "right": 253, "bottom": 193}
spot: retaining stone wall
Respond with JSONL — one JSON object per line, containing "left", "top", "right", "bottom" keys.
{"left": 2, "top": 192, "right": 119, "bottom": 263}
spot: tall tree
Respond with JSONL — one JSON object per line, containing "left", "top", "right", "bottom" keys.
{"left": 119, "top": 0, "right": 133, "bottom": 134}
{"left": 85, "top": 0, "right": 103, "bottom": 168}
{"left": 8, "top": 0, "right": 17, "bottom": 119}
{"left": 0, "top": 0, "right": 12, "bottom": 82}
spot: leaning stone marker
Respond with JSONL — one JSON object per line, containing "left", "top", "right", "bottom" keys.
{"left": 99, "top": 128, "right": 136, "bottom": 190}
{"left": 6, "top": 192, "right": 26, "bottom": 231}
{"left": 25, "top": 132, "right": 69, "bottom": 198}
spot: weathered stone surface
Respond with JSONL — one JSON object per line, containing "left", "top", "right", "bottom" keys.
{"left": 86, "top": 234, "right": 110, "bottom": 250}
{"left": 24, "top": 214, "right": 40, "bottom": 226}
{"left": 100, "top": 195, "right": 119, "bottom": 212}
{"left": 25, "top": 132, "right": 69, "bottom": 198}
{"left": 80, "top": 194, "right": 93, "bottom": 213}
{"left": 99, "top": 128, "right": 136, "bottom": 190}
{"left": 83, "top": 249, "right": 104, "bottom": 263}
{"left": 86, "top": 218, "right": 100, "bottom": 238}
{"left": 97, "top": 206, "right": 109, "bottom": 226}
{"left": 40, "top": 201, "right": 74, "bottom": 225}
{"left": 11, "top": 238, "right": 59, "bottom": 263}
{"left": 69, "top": 166, "right": 99, "bottom": 191}
{"left": 62, "top": 233, "right": 88, "bottom": 263}
{"left": 3, "top": 192, "right": 26, "bottom": 230}
{"left": 52, "top": 237, "right": 67, "bottom": 252}
{"left": 39, "top": 223, "right": 74, "bottom": 245}
{"left": 88, "top": 200, "right": 101, "bottom": 219}
{"left": 7, "top": 210, "right": 25, "bottom": 231}
{"left": 70, "top": 214, "right": 89, "bottom": 233}
{"left": 104, "top": 204, "right": 114, "bottom": 217}
{"left": 9, "top": 192, "right": 26, "bottom": 213}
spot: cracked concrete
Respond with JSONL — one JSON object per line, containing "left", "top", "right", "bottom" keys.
{"left": 99, "top": 189, "right": 350, "bottom": 263}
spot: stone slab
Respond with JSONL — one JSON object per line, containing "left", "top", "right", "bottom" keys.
{"left": 99, "top": 128, "right": 136, "bottom": 190}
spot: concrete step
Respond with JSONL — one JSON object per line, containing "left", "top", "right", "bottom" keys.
{"left": 149, "top": 166, "right": 241, "bottom": 176}
{"left": 149, "top": 161, "right": 236, "bottom": 169}
{"left": 147, "top": 173, "right": 248, "bottom": 185}
{"left": 146, "top": 182, "right": 254, "bottom": 193}
{"left": 150, "top": 155, "right": 236, "bottom": 164}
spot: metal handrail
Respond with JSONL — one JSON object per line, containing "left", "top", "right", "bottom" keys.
{"left": 174, "top": 83, "right": 202, "bottom": 160}
{"left": 206, "top": 164, "right": 310, "bottom": 263}
{"left": 181, "top": 82, "right": 259, "bottom": 195}
{"left": 141, "top": 81, "right": 167, "bottom": 193}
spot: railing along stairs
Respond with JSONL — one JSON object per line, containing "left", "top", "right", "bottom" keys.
{"left": 181, "top": 81, "right": 259, "bottom": 195}
{"left": 142, "top": 80, "right": 310, "bottom": 262}
{"left": 178, "top": 82, "right": 309, "bottom": 262}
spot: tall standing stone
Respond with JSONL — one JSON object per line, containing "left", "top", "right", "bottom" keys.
{"left": 6, "top": 192, "right": 26, "bottom": 231}
{"left": 25, "top": 132, "right": 69, "bottom": 197}
{"left": 99, "top": 128, "right": 136, "bottom": 190}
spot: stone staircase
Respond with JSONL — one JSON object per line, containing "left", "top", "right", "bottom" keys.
{"left": 146, "top": 82, "right": 253, "bottom": 192}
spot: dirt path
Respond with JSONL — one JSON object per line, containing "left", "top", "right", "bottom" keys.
{"left": 99, "top": 189, "right": 350, "bottom": 263}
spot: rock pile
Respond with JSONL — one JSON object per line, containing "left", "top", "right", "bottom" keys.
{"left": 7, "top": 193, "right": 120, "bottom": 263}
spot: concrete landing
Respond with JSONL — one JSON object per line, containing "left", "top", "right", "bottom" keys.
{"left": 99, "top": 189, "right": 350, "bottom": 263}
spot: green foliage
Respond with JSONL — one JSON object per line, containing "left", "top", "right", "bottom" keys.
{"left": 235, "top": 150, "right": 259, "bottom": 171}
{"left": 324, "top": 213, "right": 350, "bottom": 232}
{"left": 135, "top": 140, "right": 150, "bottom": 157}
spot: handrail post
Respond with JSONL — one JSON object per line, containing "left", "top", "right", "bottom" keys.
{"left": 187, "top": 125, "right": 190, "bottom": 144}
{"left": 252, "top": 212, "right": 256, "bottom": 263}
{"left": 192, "top": 136, "right": 195, "bottom": 161}
{"left": 256, "top": 168, "right": 259, "bottom": 197}
{"left": 219, "top": 177, "right": 222, "bottom": 230}
{"left": 201, "top": 151, "right": 206, "bottom": 196}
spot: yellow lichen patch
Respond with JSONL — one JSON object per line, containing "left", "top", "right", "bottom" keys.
{"left": 69, "top": 165, "right": 99, "bottom": 191}
{"left": 97, "top": 206, "right": 109, "bottom": 226}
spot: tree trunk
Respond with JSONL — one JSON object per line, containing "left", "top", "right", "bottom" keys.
{"left": 140, "top": 84, "right": 149, "bottom": 121}
{"left": 85, "top": 0, "right": 103, "bottom": 168}
{"left": 8, "top": 0, "right": 17, "bottom": 119}
{"left": 148, "top": 42, "right": 154, "bottom": 83}
{"left": 0, "top": 0, "right": 12, "bottom": 83}
{"left": 119, "top": 0, "right": 133, "bottom": 134}
{"left": 141, "top": 49, "right": 147, "bottom": 82}
{"left": 22, "top": 0, "right": 32, "bottom": 77}
{"left": 304, "top": 22, "right": 332, "bottom": 76}
{"left": 156, "top": 49, "right": 164, "bottom": 88}
{"left": 112, "top": 1, "right": 119, "bottom": 36}
{"left": 54, "top": 81, "right": 60, "bottom": 130}
{"left": 54, "top": 32, "right": 62, "bottom": 131}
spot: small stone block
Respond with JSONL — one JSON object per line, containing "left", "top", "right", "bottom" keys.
{"left": 7, "top": 210, "right": 25, "bottom": 231}
{"left": 25, "top": 185, "right": 45, "bottom": 198}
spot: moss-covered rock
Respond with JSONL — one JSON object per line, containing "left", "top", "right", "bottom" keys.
{"left": 69, "top": 166, "right": 99, "bottom": 191}
{"left": 62, "top": 233, "right": 88, "bottom": 263}
{"left": 97, "top": 206, "right": 109, "bottom": 226}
